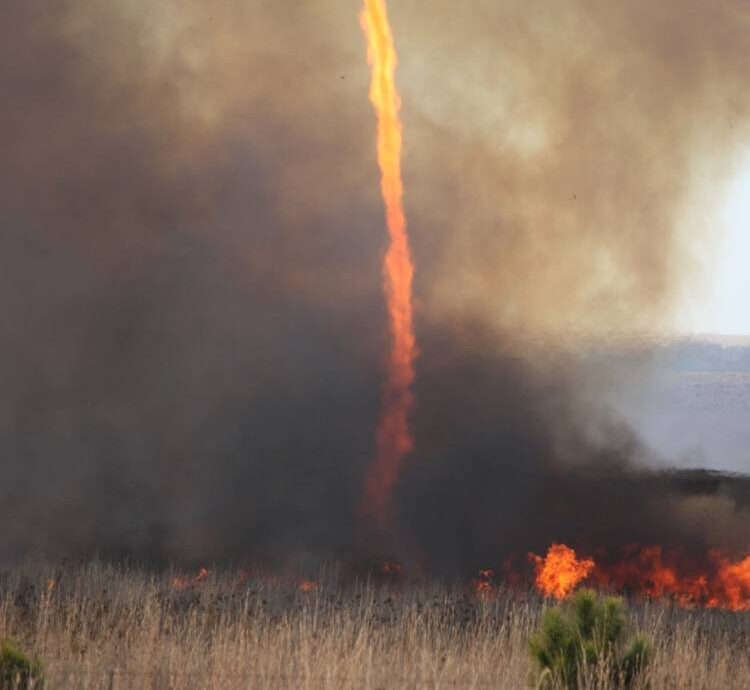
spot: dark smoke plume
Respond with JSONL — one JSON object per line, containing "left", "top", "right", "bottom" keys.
{"left": 1, "top": 0, "right": 749, "bottom": 571}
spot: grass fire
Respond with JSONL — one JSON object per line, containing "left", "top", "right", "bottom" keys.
{"left": 530, "top": 544, "right": 750, "bottom": 611}
{"left": 2, "top": 0, "right": 750, "bottom": 688}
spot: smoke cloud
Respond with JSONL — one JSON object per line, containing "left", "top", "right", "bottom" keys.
{"left": 1, "top": 0, "right": 749, "bottom": 571}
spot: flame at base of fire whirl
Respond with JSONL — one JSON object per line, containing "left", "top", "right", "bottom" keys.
{"left": 528, "top": 543, "right": 750, "bottom": 611}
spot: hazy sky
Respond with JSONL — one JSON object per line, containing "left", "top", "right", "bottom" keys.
{"left": 680, "top": 154, "right": 750, "bottom": 336}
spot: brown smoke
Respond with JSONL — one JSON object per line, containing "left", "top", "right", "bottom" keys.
{"left": 391, "top": 0, "right": 750, "bottom": 334}
{"left": 16, "top": 0, "right": 745, "bottom": 336}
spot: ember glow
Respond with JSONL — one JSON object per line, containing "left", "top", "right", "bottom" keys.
{"left": 473, "top": 569, "right": 496, "bottom": 598}
{"left": 529, "top": 544, "right": 750, "bottom": 611}
{"left": 170, "top": 567, "right": 209, "bottom": 591}
{"left": 379, "top": 560, "right": 407, "bottom": 580}
{"left": 359, "top": 0, "right": 417, "bottom": 528}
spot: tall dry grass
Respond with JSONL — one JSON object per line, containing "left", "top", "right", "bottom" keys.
{"left": 0, "top": 561, "right": 746, "bottom": 689}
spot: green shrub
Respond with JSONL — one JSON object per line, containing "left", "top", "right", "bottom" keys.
{"left": 529, "top": 589, "right": 651, "bottom": 689}
{"left": 0, "top": 639, "right": 43, "bottom": 689}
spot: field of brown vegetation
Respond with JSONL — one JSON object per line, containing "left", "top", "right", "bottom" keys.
{"left": 0, "top": 561, "right": 747, "bottom": 689}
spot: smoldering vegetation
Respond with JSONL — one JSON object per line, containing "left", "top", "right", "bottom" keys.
{"left": 1, "top": 0, "right": 750, "bottom": 570}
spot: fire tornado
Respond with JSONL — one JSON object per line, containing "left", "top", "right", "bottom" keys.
{"left": 360, "top": 0, "right": 417, "bottom": 527}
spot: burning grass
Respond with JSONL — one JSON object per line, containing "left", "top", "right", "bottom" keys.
{"left": 0, "top": 560, "right": 747, "bottom": 689}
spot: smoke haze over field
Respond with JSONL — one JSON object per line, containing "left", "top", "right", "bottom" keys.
{"left": 1, "top": 1, "right": 750, "bottom": 569}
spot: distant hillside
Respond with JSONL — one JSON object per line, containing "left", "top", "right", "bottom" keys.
{"left": 664, "top": 339, "right": 750, "bottom": 373}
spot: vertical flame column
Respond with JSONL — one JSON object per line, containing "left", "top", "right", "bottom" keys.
{"left": 360, "top": 0, "right": 417, "bottom": 528}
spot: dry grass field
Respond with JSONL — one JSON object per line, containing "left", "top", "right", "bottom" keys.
{"left": 0, "top": 561, "right": 747, "bottom": 689}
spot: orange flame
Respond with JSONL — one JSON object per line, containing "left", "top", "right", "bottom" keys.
{"left": 592, "top": 546, "right": 750, "bottom": 611}
{"left": 298, "top": 580, "right": 317, "bottom": 592}
{"left": 530, "top": 544, "right": 595, "bottom": 599}
{"left": 359, "top": 0, "right": 417, "bottom": 527}
{"left": 709, "top": 552, "right": 750, "bottom": 610}
{"left": 528, "top": 544, "right": 750, "bottom": 610}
